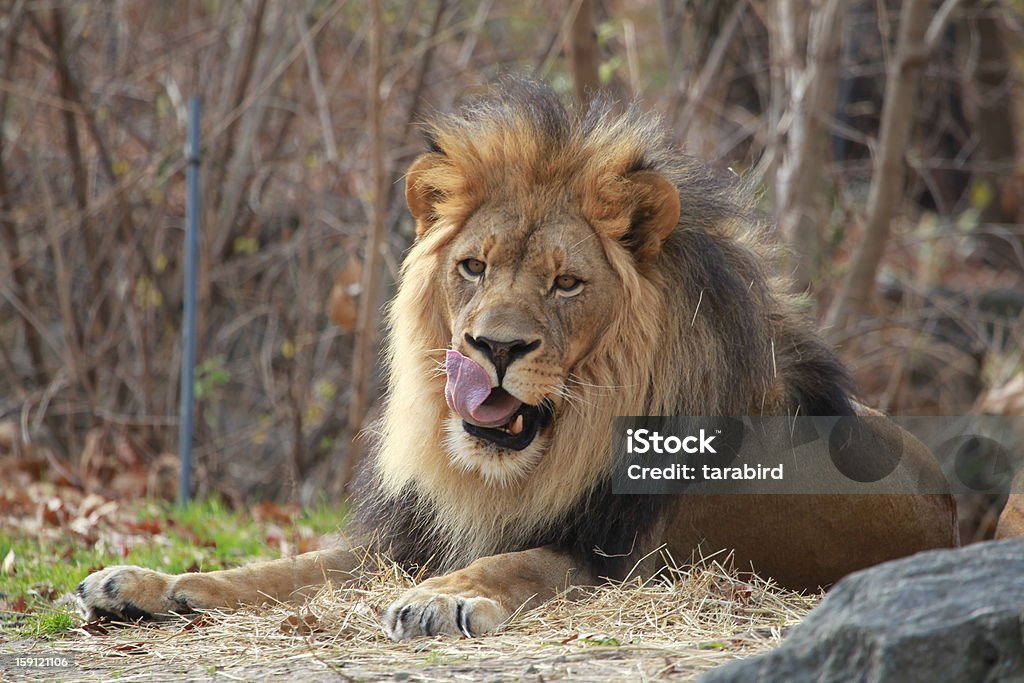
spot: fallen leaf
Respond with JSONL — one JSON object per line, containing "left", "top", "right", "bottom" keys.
{"left": 253, "top": 501, "right": 299, "bottom": 525}
{"left": 264, "top": 524, "right": 286, "bottom": 551}
{"left": 1, "top": 595, "right": 27, "bottom": 612}
{"left": 280, "top": 612, "right": 321, "bottom": 636}
{"left": 79, "top": 617, "right": 111, "bottom": 636}
{"left": 112, "top": 642, "right": 147, "bottom": 655}
{"left": 86, "top": 500, "right": 120, "bottom": 525}
{"left": 37, "top": 497, "right": 69, "bottom": 527}
{"left": 78, "top": 493, "right": 108, "bottom": 519}
{"left": 296, "top": 536, "right": 321, "bottom": 554}
{"left": 327, "top": 259, "right": 361, "bottom": 332}
{"left": 182, "top": 613, "right": 215, "bottom": 631}
{"left": 123, "top": 518, "right": 162, "bottom": 535}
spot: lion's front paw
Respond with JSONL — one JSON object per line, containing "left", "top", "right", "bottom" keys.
{"left": 382, "top": 587, "right": 508, "bottom": 641}
{"left": 75, "top": 565, "right": 184, "bottom": 622}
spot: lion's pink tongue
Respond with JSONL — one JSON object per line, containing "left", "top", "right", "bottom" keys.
{"left": 445, "top": 350, "right": 522, "bottom": 428}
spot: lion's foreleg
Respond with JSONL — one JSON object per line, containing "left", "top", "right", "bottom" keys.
{"left": 75, "top": 546, "right": 364, "bottom": 621}
{"left": 382, "top": 545, "right": 594, "bottom": 640}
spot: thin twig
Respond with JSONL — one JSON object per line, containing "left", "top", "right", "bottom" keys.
{"left": 567, "top": 0, "right": 600, "bottom": 106}
{"left": 672, "top": 0, "right": 749, "bottom": 141}
{"left": 827, "top": 0, "right": 935, "bottom": 332}
{"left": 0, "top": 2, "right": 47, "bottom": 386}
{"left": 774, "top": 0, "right": 844, "bottom": 292}
{"left": 295, "top": 3, "right": 343, "bottom": 165}
{"left": 925, "top": 0, "right": 963, "bottom": 52}
{"left": 340, "top": 0, "right": 388, "bottom": 494}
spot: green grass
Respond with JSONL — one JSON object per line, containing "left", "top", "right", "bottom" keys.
{"left": 18, "top": 610, "right": 78, "bottom": 638}
{"left": 0, "top": 498, "right": 348, "bottom": 640}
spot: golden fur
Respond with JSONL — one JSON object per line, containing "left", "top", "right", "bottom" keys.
{"left": 364, "top": 79, "right": 853, "bottom": 573}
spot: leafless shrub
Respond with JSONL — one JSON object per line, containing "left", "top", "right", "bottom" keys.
{"left": 1, "top": 1, "right": 1020, "bottom": 510}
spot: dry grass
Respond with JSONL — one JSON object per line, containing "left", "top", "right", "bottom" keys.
{"left": 7, "top": 557, "right": 817, "bottom": 682}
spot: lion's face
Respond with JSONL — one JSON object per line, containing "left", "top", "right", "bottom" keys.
{"left": 400, "top": 110, "right": 681, "bottom": 487}
{"left": 438, "top": 203, "right": 620, "bottom": 482}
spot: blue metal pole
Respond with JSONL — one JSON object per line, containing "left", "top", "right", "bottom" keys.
{"left": 179, "top": 96, "right": 201, "bottom": 506}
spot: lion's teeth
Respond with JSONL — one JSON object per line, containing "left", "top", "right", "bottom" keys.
{"left": 509, "top": 414, "right": 524, "bottom": 435}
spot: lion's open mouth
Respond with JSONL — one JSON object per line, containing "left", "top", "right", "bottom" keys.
{"left": 445, "top": 349, "right": 553, "bottom": 451}
{"left": 462, "top": 401, "right": 550, "bottom": 451}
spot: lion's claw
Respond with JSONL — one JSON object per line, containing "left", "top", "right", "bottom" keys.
{"left": 74, "top": 565, "right": 181, "bottom": 622}
{"left": 382, "top": 588, "right": 506, "bottom": 641}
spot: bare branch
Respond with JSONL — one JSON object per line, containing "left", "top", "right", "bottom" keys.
{"left": 827, "top": 0, "right": 935, "bottom": 332}
{"left": 209, "top": 0, "right": 269, "bottom": 207}
{"left": 457, "top": 0, "right": 492, "bottom": 69}
{"left": 672, "top": 0, "right": 749, "bottom": 141}
{"left": 295, "top": 4, "right": 341, "bottom": 166}
{"left": 774, "top": 0, "right": 844, "bottom": 292}
{"left": 0, "top": 2, "right": 47, "bottom": 387}
{"left": 925, "top": 0, "right": 963, "bottom": 52}
{"left": 567, "top": 0, "right": 600, "bottom": 106}
{"left": 340, "top": 0, "right": 388, "bottom": 494}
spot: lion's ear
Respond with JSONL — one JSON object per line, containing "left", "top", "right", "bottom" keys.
{"left": 622, "top": 171, "right": 680, "bottom": 260}
{"left": 405, "top": 153, "right": 450, "bottom": 238}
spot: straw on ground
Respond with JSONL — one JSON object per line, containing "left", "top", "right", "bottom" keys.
{"left": 10, "top": 557, "right": 818, "bottom": 682}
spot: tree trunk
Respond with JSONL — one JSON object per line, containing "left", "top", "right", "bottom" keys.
{"left": 827, "top": 0, "right": 933, "bottom": 332}
{"left": 774, "top": 0, "right": 844, "bottom": 293}
{"left": 340, "top": 0, "right": 388, "bottom": 494}
{"left": 969, "top": 1, "right": 1021, "bottom": 269}
{"left": 568, "top": 0, "right": 600, "bottom": 107}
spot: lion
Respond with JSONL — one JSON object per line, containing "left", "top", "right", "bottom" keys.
{"left": 75, "top": 79, "right": 959, "bottom": 640}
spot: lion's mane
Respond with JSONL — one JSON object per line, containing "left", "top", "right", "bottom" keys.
{"left": 355, "top": 79, "right": 853, "bottom": 579}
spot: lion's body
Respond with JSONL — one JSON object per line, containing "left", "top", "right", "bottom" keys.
{"left": 76, "top": 80, "right": 961, "bottom": 637}
{"left": 355, "top": 80, "right": 956, "bottom": 588}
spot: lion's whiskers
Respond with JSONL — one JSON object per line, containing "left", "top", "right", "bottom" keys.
{"left": 549, "top": 382, "right": 596, "bottom": 415}
{"left": 566, "top": 373, "right": 636, "bottom": 393}
{"left": 426, "top": 357, "right": 448, "bottom": 380}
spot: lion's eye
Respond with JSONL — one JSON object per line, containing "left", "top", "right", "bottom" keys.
{"left": 554, "top": 274, "right": 583, "bottom": 295}
{"left": 459, "top": 258, "right": 486, "bottom": 279}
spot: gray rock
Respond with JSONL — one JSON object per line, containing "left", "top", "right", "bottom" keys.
{"left": 700, "top": 539, "right": 1024, "bottom": 683}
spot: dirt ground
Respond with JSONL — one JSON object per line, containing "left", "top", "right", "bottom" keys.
{"left": 1, "top": 563, "right": 815, "bottom": 682}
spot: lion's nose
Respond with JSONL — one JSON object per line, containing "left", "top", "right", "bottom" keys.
{"left": 464, "top": 334, "right": 541, "bottom": 384}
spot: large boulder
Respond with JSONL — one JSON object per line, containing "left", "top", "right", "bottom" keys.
{"left": 700, "top": 539, "right": 1024, "bottom": 683}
